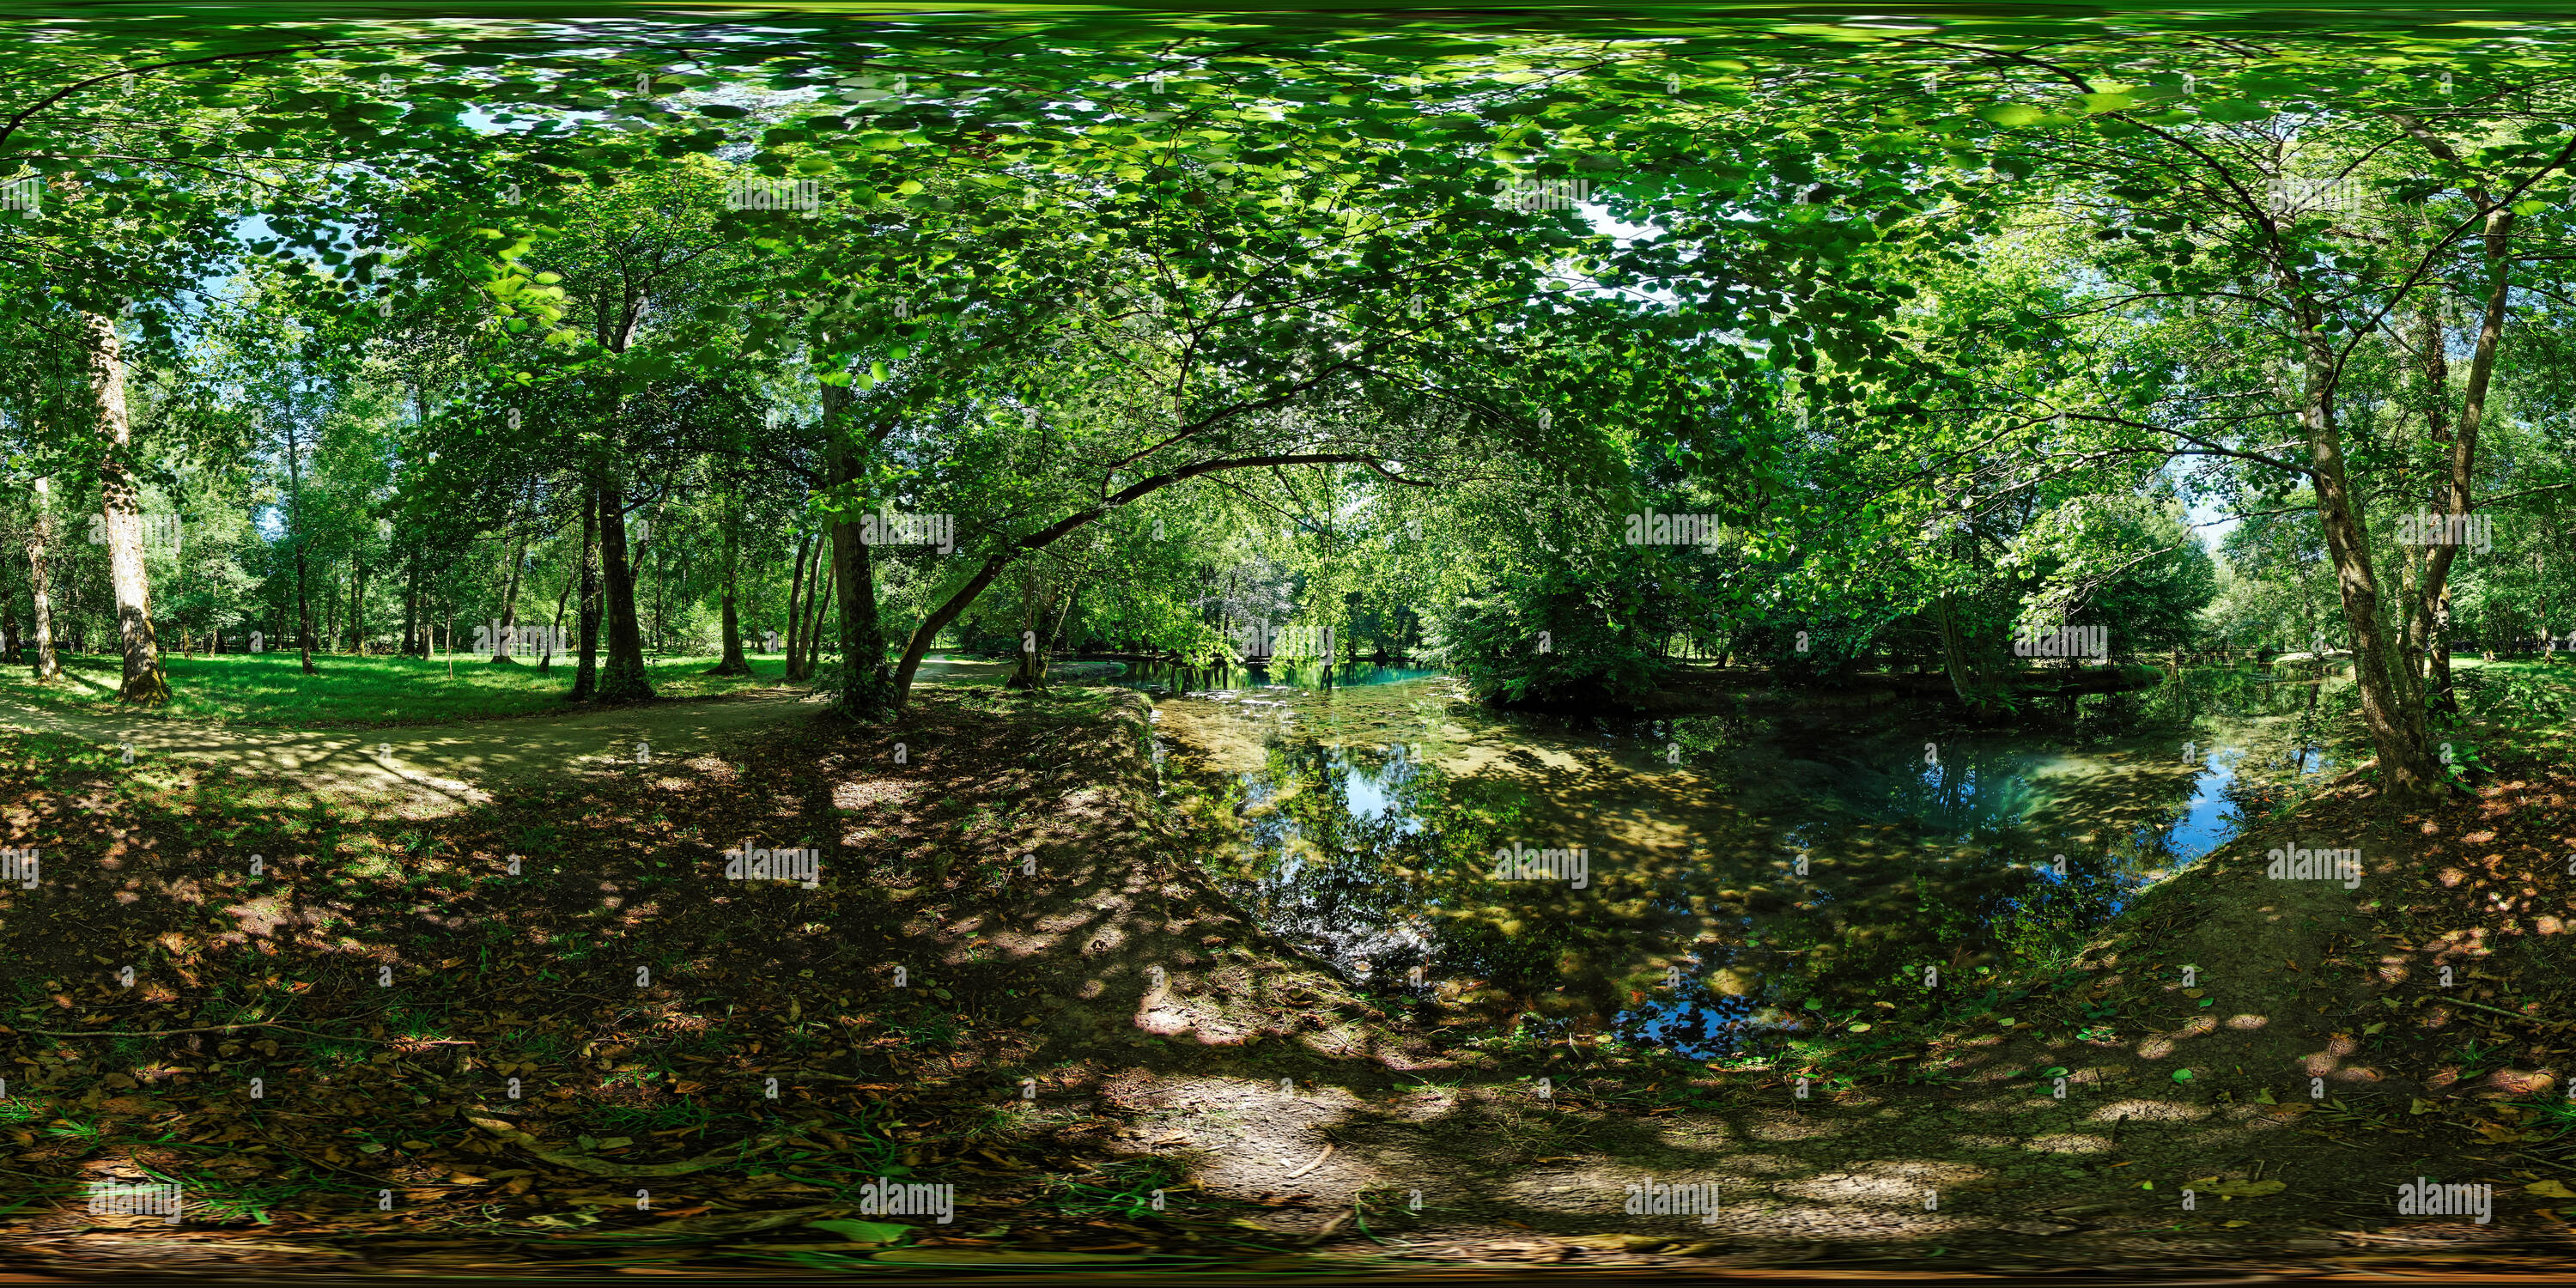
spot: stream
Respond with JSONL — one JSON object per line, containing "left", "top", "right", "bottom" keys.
{"left": 1119, "top": 661, "right": 2349, "bottom": 1060}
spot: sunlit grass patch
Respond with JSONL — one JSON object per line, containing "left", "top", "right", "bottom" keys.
{"left": 0, "top": 652, "right": 793, "bottom": 728}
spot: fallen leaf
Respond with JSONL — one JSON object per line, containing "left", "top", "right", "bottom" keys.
{"left": 2473, "top": 1121, "right": 2525, "bottom": 1145}
{"left": 2525, "top": 1180, "right": 2576, "bottom": 1200}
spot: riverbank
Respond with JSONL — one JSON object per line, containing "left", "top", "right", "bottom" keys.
{"left": 1109, "top": 667, "right": 2576, "bottom": 1267}
{"left": 3, "top": 677, "right": 2569, "bottom": 1276}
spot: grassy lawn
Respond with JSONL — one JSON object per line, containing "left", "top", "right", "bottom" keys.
{"left": 0, "top": 649, "right": 800, "bottom": 727}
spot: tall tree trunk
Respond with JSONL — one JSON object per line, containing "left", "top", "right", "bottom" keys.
{"left": 349, "top": 552, "right": 368, "bottom": 655}
{"left": 1007, "top": 575, "right": 1054, "bottom": 690}
{"left": 27, "top": 476, "right": 59, "bottom": 680}
{"left": 1932, "top": 588, "right": 1992, "bottom": 711}
{"left": 648, "top": 523, "right": 664, "bottom": 662}
{"left": 820, "top": 388, "right": 892, "bottom": 714}
{"left": 294, "top": 549, "right": 315, "bottom": 672}
{"left": 402, "top": 552, "right": 419, "bottom": 656}
{"left": 281, "top": 411, "right": 318, "bottom": 677}
{"left": 708, "top": 499, "right": 750, "bottom": 676}
{"left": 1050, "top": 580, "right": 1081, "bottom": 654}
{"left": 2293, "top": 309, "right": 2442, "bottom": 797}
{"left": 842, "top": 519, "right": 889, "bottom": 709}
{"left": 799, "top": 540, "right": 830, "bottom": 679}
{"left": 783, "top": 530, "right": 812, "bottom": 682}
{"left": 84, "top": 311, "right": 167, "bottom": 703}
{"left": 492, "top": 524, "right": 526, "bottom": 664}
{"left": 2412, "top": 210, "right": 2512, "bottom": 721}
{"left": 595, "top": 472, "right": 652, "bottom": 702}
{"left": 543, "top": 549, "right": 574, "bottom": 675}
{"left": 2409, "top": 301, "right": 2455, "bottom": 714}
{"left": 573, "top": 483, "right": 601, "bottom": 701}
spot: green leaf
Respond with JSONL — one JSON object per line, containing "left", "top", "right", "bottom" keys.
{"left": 1977, "top": 104, "right": 2044, "bottom": 128}
{"left": 806, "top": 1220, "right": 914, "bottom": 1243}
{"left": 2199, "top": 100, "right": 2271, "bottom": 123}
{"left": 2171, "top": 1068, "right": 2195, "bottom": 1082}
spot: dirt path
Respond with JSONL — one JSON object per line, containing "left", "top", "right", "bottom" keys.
{"left": 0, "top": 688, "right": 834, "bottom": 817}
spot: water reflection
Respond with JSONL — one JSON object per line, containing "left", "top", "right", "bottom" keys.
{"left": 1138, "top": 663, "right": 2348, "bottom": 1060}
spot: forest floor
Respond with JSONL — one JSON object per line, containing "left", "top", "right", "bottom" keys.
{"left": 0, "top": 664, "right": 2569, "bottom": 1277}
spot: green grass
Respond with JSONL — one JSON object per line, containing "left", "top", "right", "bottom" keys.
{"left": 589, "top": 1100, "right": 714, "bottom": 1135}
{"left": 46, "top": 1115, "right": 103, "bottom": 1141}
{"left": 135, "top": 1164, "right": 319, "bottom": 1225}
{"left": 1032, "top": 1156, "right": 1188, "bottom": 1219}
{"left": 0, "top": 651, "right": 800, "bottom": 727}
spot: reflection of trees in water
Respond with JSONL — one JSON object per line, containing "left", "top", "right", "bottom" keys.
{"left": 1230, "top": 741, "right": 1447, "bottom": 979}
{"left": 1188, "top": 682, "right": 2325, "bottom": 1065}
{"left": 1225, "top": 738, "right": 1716, "bottom": 1024}
{"left": 1709, "top": 725, "right": 2192, "bottom": 1038}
